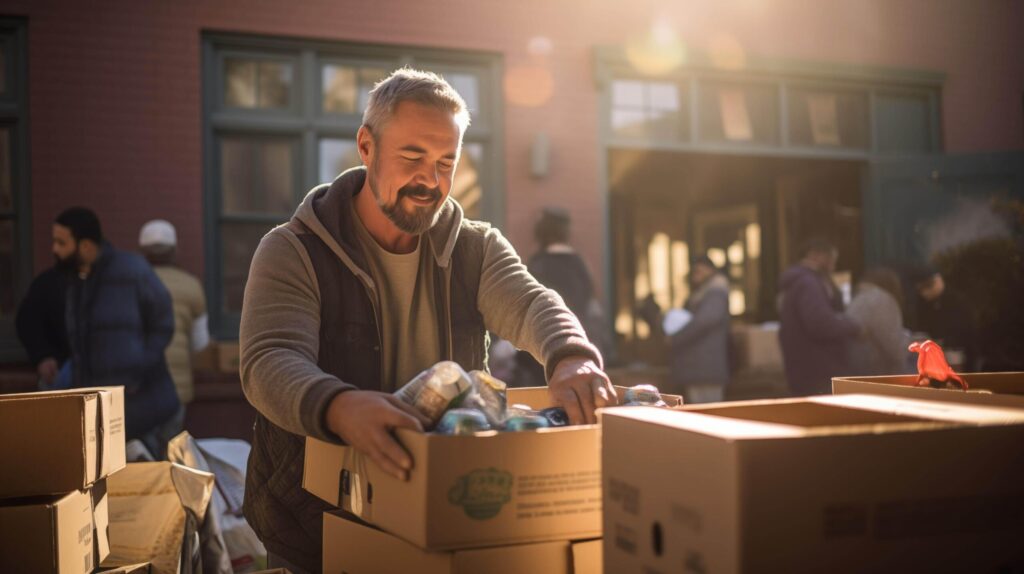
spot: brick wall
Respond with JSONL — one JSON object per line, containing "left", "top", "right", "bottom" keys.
{"left": 5, "top": 0, "right": 1023, "bottom": 290}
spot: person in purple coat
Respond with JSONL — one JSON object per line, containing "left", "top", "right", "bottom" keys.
{"left": 778, "top": 238, "right": 861, "bottom": 396}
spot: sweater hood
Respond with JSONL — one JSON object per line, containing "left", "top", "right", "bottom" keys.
{"left": 291, "top": 166, "right": 466, "bottom": 279}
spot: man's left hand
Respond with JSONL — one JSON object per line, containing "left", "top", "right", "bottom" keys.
{"left": 548, "top": 356, "right": 618, "bottom": 425}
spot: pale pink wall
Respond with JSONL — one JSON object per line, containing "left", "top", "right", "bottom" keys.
{"left": 5, "top": 0, "right": 1022, "bottom": 290}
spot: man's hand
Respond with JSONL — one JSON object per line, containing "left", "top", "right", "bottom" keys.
{"left": 37, "top": 358, "right": 59, "bottom": 386}
{"left": 325, "top": 390, "right": 432, "bottom": 481}
{"left": 548, "top": 356, "right": 618, "bottom": 425}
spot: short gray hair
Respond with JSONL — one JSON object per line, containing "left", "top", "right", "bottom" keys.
{"left": 362, "top": 68, "right": 471, "bottom": 136}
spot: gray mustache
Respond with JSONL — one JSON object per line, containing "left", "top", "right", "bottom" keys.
{"left": 399, "top": 185, "right": 442, "bottom": 203}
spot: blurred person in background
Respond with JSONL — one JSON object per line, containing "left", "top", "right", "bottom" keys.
{"left": 778, "top": 237, "right": 861, "bottom": 396}
{"left": 139, "top": 219, "right": 210, "bottom": 411}
{"left": 15, "top": 265, "right": 69, "bottom": 388}
{"left": 517, "top": 207, "right": 609, "bottom": 386}
{"left": 845, "top": 267, "right": 911, "bottom": 376}
{"left": 641, "top": 254, "right": 731, "bottom": 404}
{"left": 910, "top": 267, "right": 975, "bottom": 370}
{"left": 54, "top": 207, "right": 180, "bottom": 458}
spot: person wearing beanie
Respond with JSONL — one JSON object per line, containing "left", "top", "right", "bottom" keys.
{"left": 139, "top": 219, "right": 210, "bottom": 408}
{"left": 53, "top": 207, "right": 180, "bottom": 458}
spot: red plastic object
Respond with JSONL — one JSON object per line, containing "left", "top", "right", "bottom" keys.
{"left": 908, "top": 340, "right": 968, "bottom": 390}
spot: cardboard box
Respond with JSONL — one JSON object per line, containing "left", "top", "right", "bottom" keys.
{"left": 730, "top": 323, "right": 783, "bottom": 373}
{"left": 102, "top": 462, "right": 215, "bottom": 574}
{"left": 217, "top": 341, "right": 240, "bottom": 374}
{"left": 305, "top": 386, "right": 680, "bottom": 551}
{"left": 191, "top": 344, "right": 218, "bottom": 373}
{"left": 602, "top": 394, "right": 1024, "bottom": 574}
{"left": 0, "top": 387, "right": 126, "bottom": 498}
{"left": 0, "top": 480, "right": 110, "bottom": 574}
{"left": 98, "top": 564, "right": 151, "bottom": 574}
{"left": 323, "top": 512, "right": 601, "bottom": 574}
{"left": 833, "top": 371, "right": 1024, "bottom": 410}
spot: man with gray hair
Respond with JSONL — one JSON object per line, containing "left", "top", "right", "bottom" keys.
{"left": 240, "top": 67, "right": 614, "bottom": 571}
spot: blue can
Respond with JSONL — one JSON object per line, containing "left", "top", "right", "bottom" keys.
{"left": 502, "top": 414, "right": 550, "bottom": 432}
{"left": 435, "top": 408, "right": 491, "bottom": 435}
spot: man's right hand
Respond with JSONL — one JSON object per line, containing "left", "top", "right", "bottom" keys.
{"left": 37, "top": 358, "right": 59, "bottom": 385}
{"left": 325, "top": 390, "right": 431, "bottom": 481}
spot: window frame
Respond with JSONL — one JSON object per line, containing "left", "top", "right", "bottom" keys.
{"left": 202, "top": 33, "right": 504, "bottom": 339}
{"left": 0, "top": 17, "right": 30, "bottom": 362}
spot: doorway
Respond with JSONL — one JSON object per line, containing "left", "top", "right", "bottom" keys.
{"left": 608, "top": 149, "right": 865, "bottom": 366}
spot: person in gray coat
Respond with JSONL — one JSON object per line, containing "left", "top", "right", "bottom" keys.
{"left": 640, "top": 255, "right": 731, "bottom": 403}
{"left": 845, "top": 268, "right": 911, "bottom": 376}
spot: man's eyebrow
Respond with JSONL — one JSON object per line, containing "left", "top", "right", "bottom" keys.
{"left": 398, "top": 144, "right": 458, "bottom": 160}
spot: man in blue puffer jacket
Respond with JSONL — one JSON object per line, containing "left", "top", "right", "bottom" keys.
{"left": 53, "top": 207, "right": 181, "bottom": 458}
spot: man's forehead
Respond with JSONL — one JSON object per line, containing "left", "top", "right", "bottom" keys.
{"left": 377, "top": 102, "right": 461, "bottom": 146}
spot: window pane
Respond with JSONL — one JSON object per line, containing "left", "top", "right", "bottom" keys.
{"left": 876, "top": 93, "right": 932, "bottom": 153}
{"left": 322, "top": 65, "right": 357, "bottom": 113}
{"left": 224, "top": 58, "right": 292, "bottom": 109}
{"left": 257, "top": 62, "right": 292, "bottom": 109}
{"left": 224, "top": 59, "right": 257, "bottom": 108}
{"left": 610, "top": 80, "right": 687, "bottom": 141}
{"left": 788, "top": 87, "right": 869, "bottom": 149}
{"left": 221, "top": 221, "right": 279, "bottom": 314}
{"left": 0, "top": 127, "right": 11, "bottom": 212}
{"left": 612, "top": 80, "right": 644, "bottom": 108}
{"left": 648, "top": 82, "right": 679, "bottom": 111}
{"left": 446, "top": 73, "right": 480, "bottom": 116}
{"left": 453, "top": 142, "right": 483, "bottom": 219}
{"left": 220, "top": 136, "right": 296, "bottom": 215}
{"left": 700, "top": 81, "right": 779, "bottom": 145}
{"left": 322, "top": 65, "right": 387, "bottom": 115}
{"left": 318, "top": 138, "right": 361, "bottom": 184}
{"left": 0, "top": 219, "right": 14, "bottom": 314}
{"left": 356, "top": 67, "right": 388, "bottom": 112}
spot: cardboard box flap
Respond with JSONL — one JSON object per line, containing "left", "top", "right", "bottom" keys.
{"left": 601, "top": 405, "right": 809, "bottom": 440}
{"left": 813, "top": 393, "right": 1024, "bottom": 425}
{"left": 507, "top": 386, "right": 682, "bottom": 410}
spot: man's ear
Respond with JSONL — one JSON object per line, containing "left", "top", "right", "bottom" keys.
{"left": 356, "top": 125, "right": 374, "bottom": 165}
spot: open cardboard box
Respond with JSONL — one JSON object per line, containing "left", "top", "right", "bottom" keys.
{"left": 305, "top": 386, "right": 679, "bottom": 551}
{"left": 0, "top": 480, "right": 110, "bottom": 574}
{"left": 602, "top": 394, "right": 1024, "bottom": 574}
{"left": 0, "top": 386, "right": 126, "bottom": 498}
{"left": 323, "top": 511, "right": 601, "bottom": 574}
{"left": 833, "top": 371, "right": 1024, "bottom": 410}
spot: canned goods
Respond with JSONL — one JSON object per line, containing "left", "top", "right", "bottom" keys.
{"left": 502, "top": 414, "right": 550, "bottom": 432}
{"left": 467, "top": 370, "right": 508, "bottom": 426}
{"left": 539, "top": 406, "right": 570, "bottom": 427}
{"left": 623, "top": 384, "right": 667, "bottom": 407}
{"left": 394, "top": 361, "right": 472, "bottom": 425}
{"left": 435, "top": 408, "right": 492, "bottom": 435}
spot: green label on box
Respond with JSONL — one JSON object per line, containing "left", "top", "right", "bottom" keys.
{"left": 448, "top": 467, "right": 514, "bottom": 520}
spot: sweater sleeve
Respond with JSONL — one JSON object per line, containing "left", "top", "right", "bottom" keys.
{"left": 476, "top": 228, "right": 602, "bottom": 380}
{"left": 239, "top": 228, "right": 356, "bottom": 441}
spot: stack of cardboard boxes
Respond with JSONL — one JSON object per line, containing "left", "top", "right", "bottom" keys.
{"left": 0, "top": 387, "right": 127, "bottom": 573}
{"left": 303, "top": 386, "right": 624, "bottom": 574}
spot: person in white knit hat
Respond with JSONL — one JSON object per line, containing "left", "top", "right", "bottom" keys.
{"left": 139, "top": 219, "right": 210, "bottom": 409}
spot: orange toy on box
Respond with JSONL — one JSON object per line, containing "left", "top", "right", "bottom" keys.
{"left": 909, "top": 340, "right": 968, "bottom": 390}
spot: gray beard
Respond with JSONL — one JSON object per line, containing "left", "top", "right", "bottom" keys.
{"left": 367, "top": 161, "right": 442, "bottom": 235}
